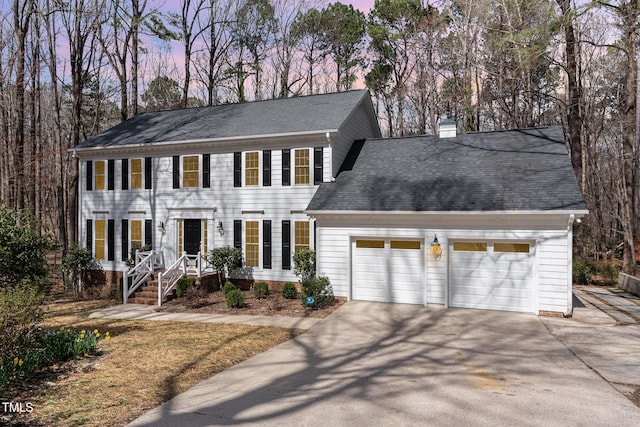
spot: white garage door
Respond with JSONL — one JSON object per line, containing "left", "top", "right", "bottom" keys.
{"left": 352, "top": 239, "right": 423, "bottom": 304}
{"left": 449, "top": 241, "right": 534, "bottom": 313}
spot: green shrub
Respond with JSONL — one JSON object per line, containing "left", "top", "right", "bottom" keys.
{"left": 0, "top": 284, "right": 44, "bottom": 361}
{"left": 223, "top": 281, "right": 238, "bottom": 295}
{"left": 282, "top": 282, "right": 298, "bottom": 299}
{"left": 573, "top": 261, "right": 596, "bottom": 285}
{"left": 300, "top": 276, "right": 334, "bottom": 309}
{"left": 209, "top": 246, "right": 243, "bottom": 284}
{"left": 62, "top": 244, "right": 101, "bottom": 299}
{"left": 176, "top": 277, "right": 196, "bottom": 298}
{"left": 253, "top": 282, "right": 269, "bottom": 299}
{"left": 226, "top": 289, "right": 245, "bottom": 308}
{"left": 600, "top": 262, "right": 621, "bottom": 284}
{"left": 0, "top": 204, "right": 57, "bottom": 289}
{"left": 293, "top": 248, "right": 316, "bottom": 281}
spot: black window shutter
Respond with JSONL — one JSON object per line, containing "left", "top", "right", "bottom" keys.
{"left": 145, "top": 220, "right": 152, "bottom": 248}
{"left": 145, "top": 157, "right": 152, "bottom": 189}
{"left": 314, "top": 221, "right": 317, "bottom": 251}
{"left": 107, "top": 219, "right": 115, "bottom": 261}
{"left": 86, "top": 161, "right": 93, "bottom": 191}
{"left": 107, "top": 160, "right": 115, "bottom": 190}
{"left": 86, "top": 219, "right": 93, "bottom": 251}
{"left": 121, "top": 219, "right": 129, "bottom": 261}
{"left": 173, "top": 156, "right": 180, "bottom": 189}
{"left": 282, "top": 220, "right": 290, "bottom": 270}
{"left": 263, "top": 150, "right": 271, "bottom": 187}
{"left": 282, "top": 149, "right": 290, "bottom": 186}
{"left": 263, "top": 220, "right": 272, "bottom": 269}
{"left": 234, "top": 220, "right": 242, "bottom": 249}
{"left": 233, "top": 152, "right": 241, "bottom": 187}
{"left": 203, "top": 154, "right": 210, "bottom": 188}
{"left": 121, "top": 159, "right": 129, "bottom": 190}
{"left": 314, "top": 147, "right": 323, "bottom": 185}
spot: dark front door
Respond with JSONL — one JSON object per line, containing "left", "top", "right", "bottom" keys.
{"left": 184, "top": 219, "right": 202, "bottom": 255}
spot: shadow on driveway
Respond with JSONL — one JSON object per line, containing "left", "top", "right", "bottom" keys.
{"left": 129, "top": 302, "right": 640, "bottom": 426}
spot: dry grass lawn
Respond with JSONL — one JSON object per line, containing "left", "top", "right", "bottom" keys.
{"left": 8, "top": 299, "right": 298, "bottom": 427}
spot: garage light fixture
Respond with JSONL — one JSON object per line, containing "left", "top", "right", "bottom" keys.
{"left": 431, "top": 235, "right": 442, "bottom": 261}
{"left": 217, "top": 221, "right": 224, "bottom": 236}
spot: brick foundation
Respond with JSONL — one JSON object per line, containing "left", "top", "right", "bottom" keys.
{"left": 83, "top": 269, "right": 123, "bottom": 300}
{"left": 538, "top": 310, "right": 570, "bottom": 318}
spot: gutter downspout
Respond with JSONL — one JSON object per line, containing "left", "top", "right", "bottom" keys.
{"left": 566, "top": 214, "right": 576, "bottom": 317}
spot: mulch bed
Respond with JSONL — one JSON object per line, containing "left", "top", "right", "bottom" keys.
{"left": 157, "top": 289, "right": 345, "bottom": 318}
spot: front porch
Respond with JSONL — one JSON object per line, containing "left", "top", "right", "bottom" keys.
{"left": 123, "top": 250, "right": 219, "bottom": 306}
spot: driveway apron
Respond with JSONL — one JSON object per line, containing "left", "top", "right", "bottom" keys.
{"left": 128, "top": 302, "right": 640, "bottom": 427}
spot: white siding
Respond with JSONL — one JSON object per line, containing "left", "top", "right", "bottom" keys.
{"left": 80, "top": 147, "right": 331, "bottom": 283}
{"left": 314, "top": 214, "right": 574, "bottom": 314}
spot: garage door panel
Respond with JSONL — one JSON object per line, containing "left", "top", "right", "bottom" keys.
{"left": 353, "top": 239, "right": 423, "bottom": 305}
{"left": 450, "top": 241, "right": 534, "bottom": 313}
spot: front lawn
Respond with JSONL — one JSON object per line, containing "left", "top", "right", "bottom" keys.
{"left": 3, "top": 300, "right": 297, "bottom": 427}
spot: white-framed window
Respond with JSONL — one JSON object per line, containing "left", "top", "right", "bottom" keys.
{"left": 183, "top": 155, "right": 199, "bottom": 188}
{"left": 94, "top": 160, "right": 106, "bottom": 190}
{"left": 294, "top": 149, "right": 310, "bottom": 185}
{"left": 294, "top": 221, "right": 310, "bottom": 252}
{"left": 130, "top": 159, "right": 143, "bottom": 189}
{"left": 244, "top": 152, "right": 260, "bottom": 186}
{"left": 245, "top": 221, "right": 260, "bottom": 267}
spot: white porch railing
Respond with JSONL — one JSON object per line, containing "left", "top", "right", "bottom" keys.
{"left": 156, "top": 252, "right": 214, "bottom": 305}
{"left": 123, "top": 250, "right": 157, "bottom": 304}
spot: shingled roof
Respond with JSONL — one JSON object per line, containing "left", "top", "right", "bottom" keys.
{"left": 75, "top": 90, "right": 373, "bottom": 149}
{"left": 307, "top": 126, "right": 587, "bottom": 212}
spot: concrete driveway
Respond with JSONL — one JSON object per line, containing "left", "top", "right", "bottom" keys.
{"left": 128, "top": 302, "right": 640, "bottom": 426}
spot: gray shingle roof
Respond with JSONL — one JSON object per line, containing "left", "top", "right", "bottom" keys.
{"left": 307, "top": 126, "right": 587, "bottom": 212}
{"left": 76, "top": 90, "right": 371, "bottom": 149}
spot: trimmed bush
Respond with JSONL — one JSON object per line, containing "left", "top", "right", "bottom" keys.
{"left": 226, "top": 289, "right": 245, "bottom": 308}
{"left": 223, "top": 281, "right": 238, "bottom": 295}
{"left": 282, "top": 282, "right": 298, "bottom": 299}
{"left": 176, "top": 277, "right": 196, "bottom": 298}
{"left": 253, "top": 282, "right": 269, "bottom": 299}
{"left": 300, "top": 276, "right": 334, "bottom": 309}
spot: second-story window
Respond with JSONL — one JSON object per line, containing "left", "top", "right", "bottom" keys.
{"left": 245, "top": 152, "right": 259, "bottom": 186}
{"left": 95, "top": 161, "right": 106, "bottom": 190}
{"left": 183, "top": 155, "right": 199, "bottom": 188}
{"left": 294, "top": 149, "right": 310, "bottom": 184}
{"left": 131, "top": 159, "right": 143, "bottom": 189}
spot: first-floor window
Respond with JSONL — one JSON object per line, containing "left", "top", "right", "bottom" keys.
{"left": 294, "top": 221, "right": 309, "bottom": 252}
{"left": 131, "top": 220, "right": 143, "bottom": 249}
{"left": 95, "top": 219, "right": 106, "bottom": 260}
{"left": 245, "top": 221, "right": 259, "bottom": 267}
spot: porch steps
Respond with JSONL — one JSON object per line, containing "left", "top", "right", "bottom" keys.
{"left": 127, "top": 279, "right": 175, "bottom": 305}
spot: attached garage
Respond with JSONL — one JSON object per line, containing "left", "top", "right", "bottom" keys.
{"left": 352, "top": 239, "right": 424, "bottom": 304}
{"left": 449, "top": 241, "right": 535, "bottom": 313}
{"left": 307, "top": 126, "right": 588, "bottom": 316}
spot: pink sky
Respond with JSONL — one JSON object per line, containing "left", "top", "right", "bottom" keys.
{"left": 343, "top": 0, "right": 376, "bottom": 11}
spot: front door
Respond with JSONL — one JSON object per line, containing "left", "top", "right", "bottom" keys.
{"left": 183, "top": 219, "right": 202, "bottom": 255}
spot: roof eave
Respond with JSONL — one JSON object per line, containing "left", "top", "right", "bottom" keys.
{"left": 306, "top": 209, "right": 589, "bottom": 217}
{"left": 70, "top": 129, "right": 339, "bottom": 157}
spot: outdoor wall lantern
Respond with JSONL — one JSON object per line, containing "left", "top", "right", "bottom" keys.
{"left": 158, "top": 221, "right": 165, "bottom": 234}
{"left": 217, "top": 221, "right": 224, "bottom": 236}
{"left": 431, "top": 235, "right": 442, "bottom": 261}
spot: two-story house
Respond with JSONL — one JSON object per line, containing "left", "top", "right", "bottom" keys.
{"left": 72, "top": 90, "right": 381, "bottom": 294}
{"left": 74, "top": 90, "right": 587, "bottom": 316}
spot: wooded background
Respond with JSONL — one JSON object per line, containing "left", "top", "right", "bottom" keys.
{"left": 1, "top": 0, "right": 639, "bottom": 274}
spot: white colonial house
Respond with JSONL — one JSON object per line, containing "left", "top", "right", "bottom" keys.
{"left": 72, "top": 90, "right": 381, "bottom": 302}
{"left": 74, "top": 90, "right": 587, "bottom": 315}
